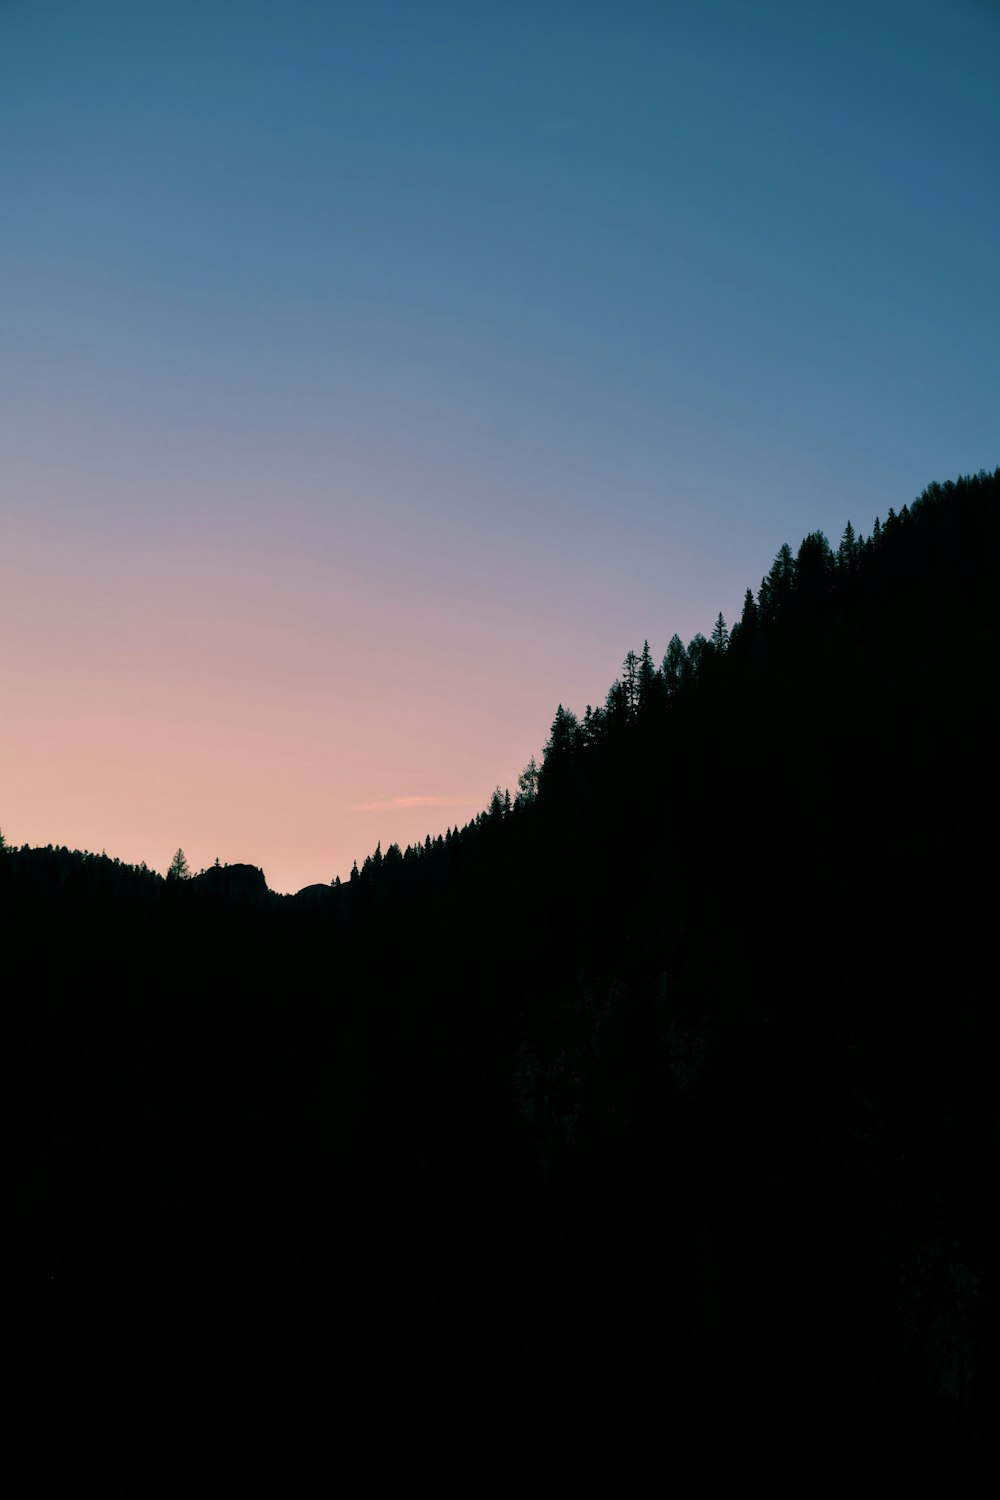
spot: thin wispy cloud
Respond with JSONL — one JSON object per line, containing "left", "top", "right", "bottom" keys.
{"left": 351, "top": 795, "right": 476, "bottom": 813}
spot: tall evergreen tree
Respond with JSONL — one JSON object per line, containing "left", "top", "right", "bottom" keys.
{"left": 517, "top": 756, "right": 540, "bottom": 805}
{"left": 661, "top": 635, "right": 687, "bottom": 696}
{"left": 759, "top": 542, "right": 796, "bottom": 622}
{"left": 541, "top": 705, "right": 579, "bottom": 789}
{"left": 604, "top": 678, "right": 629, "bottom": 727}
{"left": 838, "top": 520, "right": 859, "bottom": 574}
{"left": 711, "top": 612, "right": 729, "bottom": 654}
{"left": 735, "top": 588, "right": 758, "bottom": 642}
{"left": 637, "top": 640, "right": 657, "bottom": 707}
{"left": 623, "top": 650, "right": 640, "bottom": 715}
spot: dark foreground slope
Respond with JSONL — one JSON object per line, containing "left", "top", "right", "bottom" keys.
{"left": 4, "top": 471, "right": 999, "bottom": 1493}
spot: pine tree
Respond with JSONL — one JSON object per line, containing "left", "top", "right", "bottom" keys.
{"left": 516, "top": 756, "right": 540, "bottom": 806}
{"left": 735, "top": 588, "right": 758, "bottom": 642}
{"left": 838, "top": 521, "right": 858, "bottom": 574}
{"left": 711, "top": 612, "right": 729, "bottom": 654}
{"left": 543, "top": 706, "right": 578, "bottom": 767}
{"left": 167, "top": 848, "right": 190, "bottom": 880}
{"left": 540, "top": 706, "right": 580, "bottom": 795}
{"left": 661, "top": 635, "right": 687, "bottom": 696}
{"left": 637, "top": 640, "right": 657, "bottom": 707}
{"left": 604, "top": 678, "right": 628, "bottom": 726}
{"left": 622, "top": 650, "right": 640, "bottom": 715}
{"left": 758, "top": 543, "right": 796, "bottom": 622}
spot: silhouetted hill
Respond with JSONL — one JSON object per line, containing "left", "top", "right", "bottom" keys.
{"left": 293, "top": 880, "right": 337, "bottom": 902}
{"left": 190, "top": 861, "right": 271, "bottom": 903}
{"left": 4, "top": 468, "right": 998, "bottom": 1493}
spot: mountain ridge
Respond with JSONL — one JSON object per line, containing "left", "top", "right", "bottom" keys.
{"left": 4, "top": 466, "right": 998, "bottom": 1491}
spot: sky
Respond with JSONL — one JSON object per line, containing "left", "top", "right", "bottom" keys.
{"left": 2, "top": 0, "right": 998, "bottom": 892}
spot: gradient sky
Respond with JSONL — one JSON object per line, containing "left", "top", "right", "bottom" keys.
{"left": 2, "top": 0, "right": 998, "bottom": 892}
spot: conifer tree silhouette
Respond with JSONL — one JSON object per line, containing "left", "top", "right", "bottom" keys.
{"left": 711, "top": 612, "right": 729, "bottom": 653}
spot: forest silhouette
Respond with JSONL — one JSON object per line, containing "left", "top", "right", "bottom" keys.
{"left": 4, "top": 469, "right": 999, "bottom": 1492}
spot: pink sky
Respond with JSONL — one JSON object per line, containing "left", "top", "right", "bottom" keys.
{"left": 3, "top": 454, "right": 735, "bottom": 893}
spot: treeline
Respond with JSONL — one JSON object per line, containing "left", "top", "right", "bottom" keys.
{"left": 4, "top": 468, "right": 999, "bottom": 1494}
{"left": 337, "top": 465, "right": 998, "bottom": 916}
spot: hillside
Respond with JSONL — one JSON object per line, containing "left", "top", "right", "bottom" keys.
{"left": 4, "top": 468, "right": 999, "bottom": 1493}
